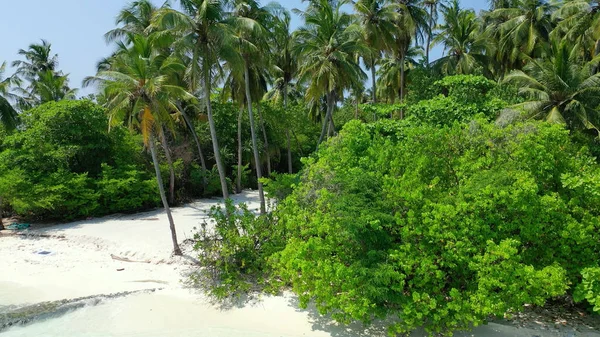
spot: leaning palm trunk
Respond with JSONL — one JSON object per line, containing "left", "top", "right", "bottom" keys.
{"left": 257, "top": 104, "right": 271, "bottom": 176}
{"left": 149, "top": 134, "right": 182, "bottom": 256}
{"left": 159, "top": 126, "right": 176, "bottom": 205}
{"left": 178, "top": 104, "right": 207, "bottom": 186}
{"left": 236, "top": 106, "right": 243, "bottom": 194}
{"left": 317, "top": 91, "right": 335, "bottom": 148}
{"left": 244, "top": 62, "right": 266, "bottom": 214}
{"left": 203, "top": 60, "right": 229, "bottom": 199}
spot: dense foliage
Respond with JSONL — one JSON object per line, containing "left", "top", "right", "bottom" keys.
{"left": 0, "top": 100, "right": 158, "bottom": 219}
{"left": 195, "top": 118, "right": 600, "bottom": 335}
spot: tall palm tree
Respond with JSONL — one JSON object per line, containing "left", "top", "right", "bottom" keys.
{"left": 265, "top": 3, "right": 297, "bottom": 174}
{"left": 83, "top": 34, "right": 194, "bottom": 256}
{"left": 294, "top": 0, "right": 366, "bottom": 146}
{"left": 421, "top": 0, "right": 444, "bottom": 66}
{"left": 432, "top": 0, "right": 489, "bottom": 75}
{"left": 487, "top": 0, "right": 556, "bottom": 69}
{"left": 152, "top": 0, "right": 242, "bottom": 199}
{"left": 553, "top": 0, "right": 600, "bottom": 61}
{"left": 105, "top": 0, "right": 161, "bottom": 43}
{"left": 0, "top": 62, "right": 18, "bottom": 130}
{"left": 503, "top": 41, "right": 600, "bottom": 132}
{"left": 391, "top": 0, "right": 428, "bottom": 102}
{"left": 11, "top": 40, "right": 75, "bottom": 109}
{"left": 230, "top": 0, "right": 270, "bottom": 214}
{"left": 377, "top": 45, "right": 423, "bottom": 104}
{"left": 354, "top": 0, "right": 397, "bottom": 103}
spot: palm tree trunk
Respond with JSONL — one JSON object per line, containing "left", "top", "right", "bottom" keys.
{"left": 400, "top": 54, "right": 406, "bottom": 103}
{"left": 286, "top": 129, "right": 292, "bottom": 173}
{"left": 283, "top": 83, "right": 292, "bottom": 174}
{"left": 426, "top": 5, "right": 434, "bottom": 67}
{"left": 291, "top": 129, "right": 303, "bottom": 156}
{"left": 178, "top": 103, "right": 207, "bottom": 186}
{"left": 149, "top": 135, "right": 182, "bottom": 256}
{"left": 203, "top": 60, "right": 229, "bottom": 199}
{"left": 236, "top": 106, "right": 243, "bottom": 194}
{"left": 159, "top": 126, "right": 175, "bottom": 205}
{"left": 244, "top": 62, "right": 266, "bottom": 214}
{"left": 257, "top": 104, "right": 271, "bottom": 176}
{"left": 317, "top": 91, "right": 334, "bottom": 148}
{"left": 371, "top": 59, "right": 377, "bottom": 103}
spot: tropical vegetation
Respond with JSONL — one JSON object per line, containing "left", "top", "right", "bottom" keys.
{"left": 1, "top": 0, "right": 600, "bottom": 334}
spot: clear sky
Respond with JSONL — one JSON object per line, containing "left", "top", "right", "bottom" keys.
{"left": 0, "top": 0, "right": 488, "bottom": 96}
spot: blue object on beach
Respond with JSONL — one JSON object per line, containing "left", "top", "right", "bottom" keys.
{"left": 5, "top": 223, "right": 30, "bottom": 230}
{"left": 37, "top": 251, "right": 51, "bottom": 255}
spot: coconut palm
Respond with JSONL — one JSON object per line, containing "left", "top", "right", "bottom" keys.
{"left": 503, "top": 41, "right": 600, "bottom": 132}
{"left": 294, "top": 0, "right": 367, "bottom": 146}
{"left": 421, "top": 0, "right": 445, "bottom": 66}
{"left": 0, "top": 62, "right": 18, "bottom": 130}
{"left": 431, "top": 0, "right": 489, "bottom": 75}
{"left": 553, "top": 0, "right": 600, "bottom": 61}
{"left": 151, "top": 0, "right": 243, "bottom": 199}
{"left": 264, "top": 3, "right": 297, "bottom": 174}
{"left": 83, "top": 33, "right": 195, "bottom": 256}
{"left": 230, "top": 0, "right": 271, "bottom": 214}
{"left": 391, "top": 0, "right": 428, "bottom": 102}
{"left": 354, "top": 0, "right": 398, "bottom": 103}
{"left": 105, "top": 0, "right": 161, "bottom": 43}
{"left": 487, "top": 0, "right": 556, "bottom": 68}
{"left": 11, "top": 40, "right": 75, "bottom": 109}
{"left": 377, "top": 46, "right": 423, "bottom": 104}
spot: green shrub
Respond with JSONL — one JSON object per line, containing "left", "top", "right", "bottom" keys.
{"left": 260, "top": 172, "right": 299, "bottom": 201}
{"left": 406, "top": 75, "right": 508, "bottom": 126}
{"left": 96, "top": 164, "right": 159, "bottom": 214}
{"left": 0, "top": 100, "right": 156, "bottom": 220}
{"left": 574, "top": 267, "right": 600, "bottom": 312}
{"left": 191, "top": 199, "right": 284, "bottom": 298}
{"left": 269, "top": 119, "right": 600, "bottom": 335}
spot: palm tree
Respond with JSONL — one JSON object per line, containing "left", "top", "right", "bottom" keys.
{"left": 391, "top": 0, "right": 428, "bottom": 102}
{"left": 377, "top": 45, "right": 423, "bottom": 104}
{"left": 105, "top": 0, "right": 161, "bottom": 43}
{"left": 151, "top": 0, "right": 242, "bottom": 199}
{"left": 421, "top": 0, "right": 444, "bottom": 66}
{"left": 503, "top": 41, "right": 600, "bottom": 132}
{"left": 354, "top": 0, "right": 397, "bottom": 103}
{"left": 0, "top": 62, "right": 18, "bottom": 130}
{"left": 554, "top": 0, "right": 600, "bottom": 61}
{"left": 230, "top": 0, "right": 270, "bottom": 214}
{"left": 83, "top": 34, "right": 194, "bottom": 256}
{"left": 11, "top": 40, "right": 75, "bottom": 109}
{"left": 265, "top": 3, "right": 297, "bottom": 174}
{"left": 487, "top": 0, "right": 556, "bottom": 69}
{"left": 431, "top": 0, "right": 489, "bottom": 75}
{"left": 294, "top": 0, "right": 366, "bottom": 146}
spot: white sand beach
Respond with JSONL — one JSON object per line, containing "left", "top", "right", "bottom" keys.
{"left": 1, "top": 191, "right": 599, "bottom": 337}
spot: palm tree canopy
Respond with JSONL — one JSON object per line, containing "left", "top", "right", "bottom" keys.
{"left": 83, "top": 33, "right": 196, "bottom": 145}
{"left": 503, "top": 41, "right": 600, "bottom": 131}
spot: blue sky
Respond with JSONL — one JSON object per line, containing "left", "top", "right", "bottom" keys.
{"left": 0, "top": 0, "right": 487, "bottom": 95}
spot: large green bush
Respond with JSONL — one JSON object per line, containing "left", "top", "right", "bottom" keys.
{"left": 269, "top": 119, "right": 600, "bottom": 335}
{"left": 407, "top": 75, "right": 508, "bottom": 126}
{"left": 0, "top": 100, "right": 158, "bottom": 220}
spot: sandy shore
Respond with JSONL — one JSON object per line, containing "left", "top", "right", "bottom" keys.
{"left": 1, "top": 191, "right": 599, "bottom": 337}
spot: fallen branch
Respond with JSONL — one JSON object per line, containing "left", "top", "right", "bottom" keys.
{"left": 110, "top": 254, "right": 152, "bottom": 264}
